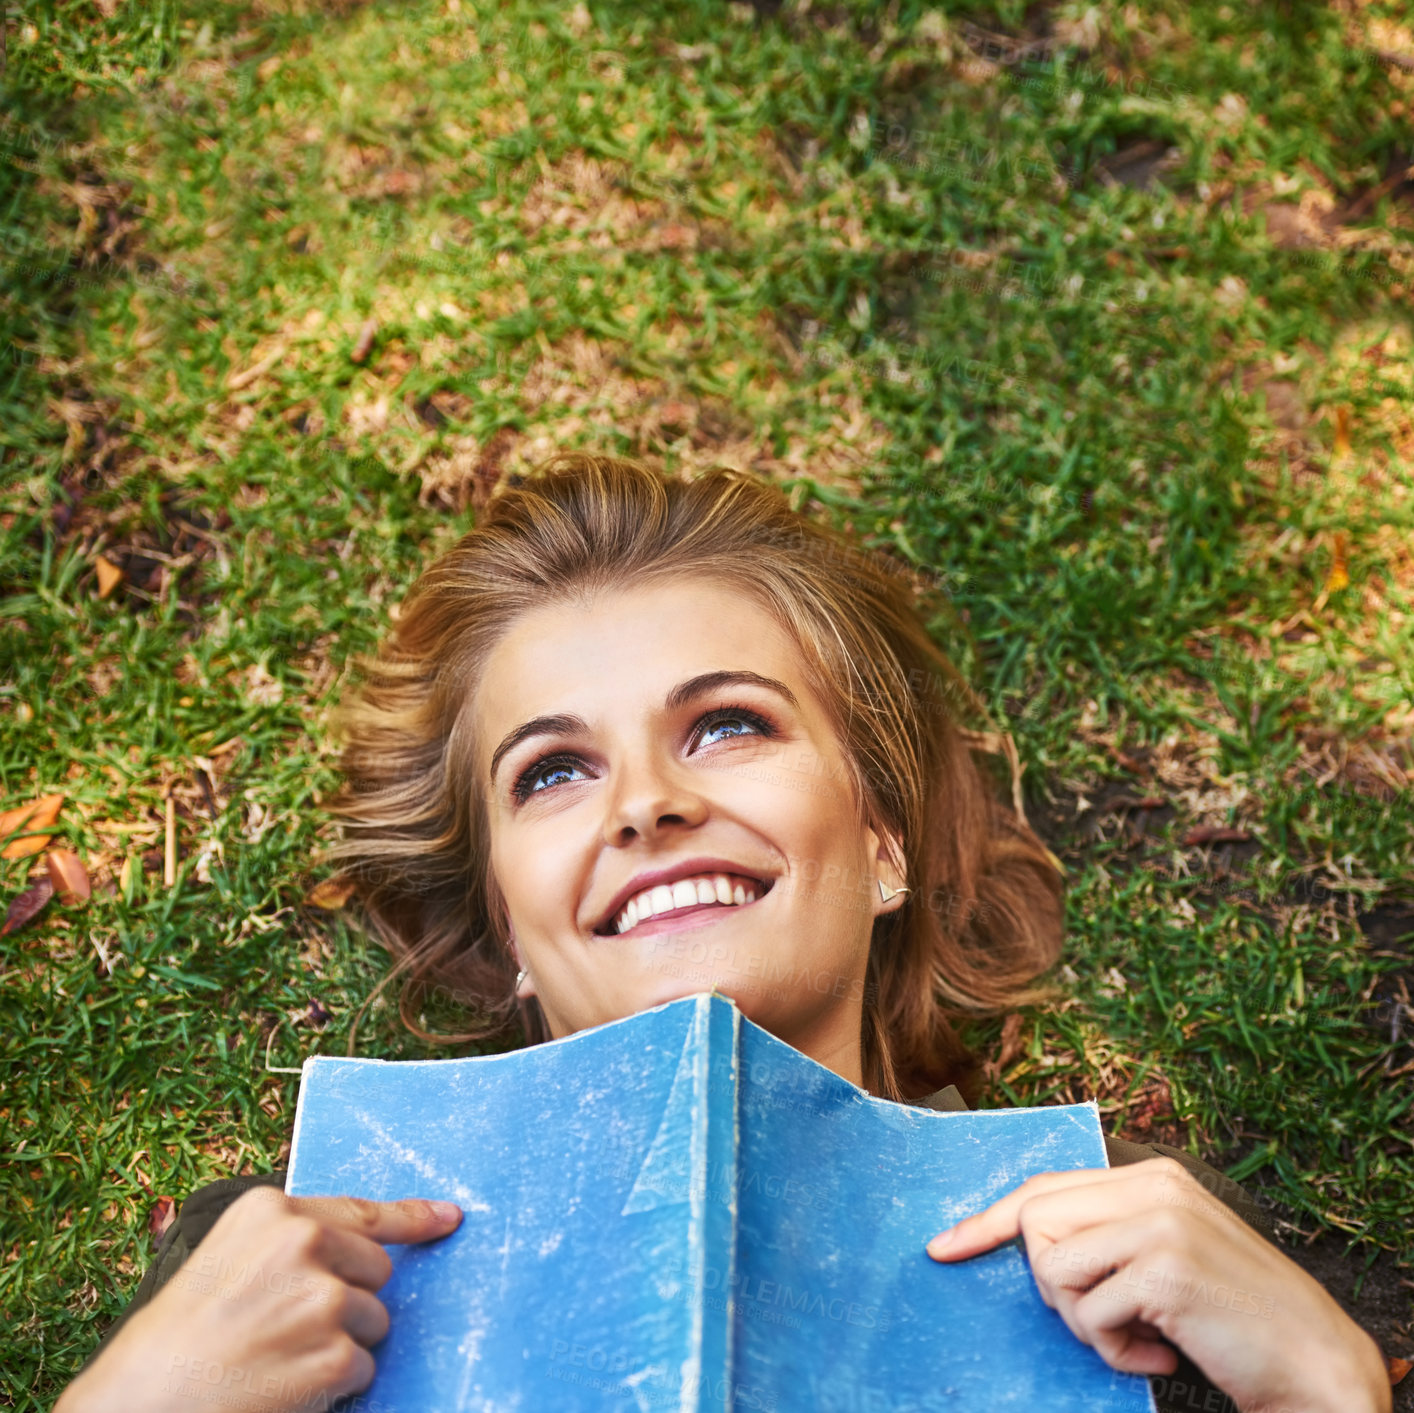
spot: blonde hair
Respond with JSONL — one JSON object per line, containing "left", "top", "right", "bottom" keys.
{"left": 316, "top": 453, "right": 1063, "bottom": 1101}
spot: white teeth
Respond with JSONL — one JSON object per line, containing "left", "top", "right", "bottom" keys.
{"left": 612, "top": 872, "right": 766, "bottom": 935}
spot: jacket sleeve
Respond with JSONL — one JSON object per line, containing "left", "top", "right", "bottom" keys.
{"left": 1102, "top": 1136, "right": 1268, "bottom": 1413}
{"left": 75, "top": 1171, "right": 289, "bottom": 1380}
{"left": 1103, "top": 1133, "right": 1275, "bottom": 1243}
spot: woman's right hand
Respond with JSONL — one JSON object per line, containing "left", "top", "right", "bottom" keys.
{"left": 56, "top": 1186, "right": 464, "bottom": 1413}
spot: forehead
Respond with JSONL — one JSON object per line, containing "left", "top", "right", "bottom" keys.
{"left": 473, "top": 579, "right": 802, "bottom": 754}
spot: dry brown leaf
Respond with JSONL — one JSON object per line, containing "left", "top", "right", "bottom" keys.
{"left": 94, "top": 554, "right": 124, "bottom": 598}
{"left": 1388, "top": 1355, "right": 1412, "bottom": 1387}
{"left": 0, "top": 793, "right": 66, "bottom": 859}
{"left": 1334, "top": 404, "right": 1352, "bottom": 459}
{"left": 306, "top": 875, "right": 356, "bottom": 910}
{"left": 1326, "top": 530, "right": 1350, "bottom": 594}
{"left": 1313, "top": 529, "right": 1351, "bottom": 614}
{"left": 226, "top": 345, "right": 287, "bottom": 392}
{"left": 996, "top": 1012, "right": 1026, "bottom": 1071}
{"left": 147, "top": 1196, "right": 177, "bottom": 1244}
{"left": 1, "top": 876, "right": 55, "bottom": 936}
{"left": 46, "top": 849, "right": 92, "bottom": 905}
{"left": 1181, "top": 826, "right": 1253, "bottom": 846}
{"left": 350, "top": 317, "right": 379, "bottom": 364}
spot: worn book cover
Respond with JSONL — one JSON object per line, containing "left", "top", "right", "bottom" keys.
{"left": 287, "top": 991, "right": 1156, "bottom": 1412}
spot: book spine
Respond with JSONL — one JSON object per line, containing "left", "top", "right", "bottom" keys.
{"left": 683, "top": 993, "right": 740, "bottom": 1412}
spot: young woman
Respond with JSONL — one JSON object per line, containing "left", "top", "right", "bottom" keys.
{"left": 56, "top": 454, "right": 1390, "bottom": 1413}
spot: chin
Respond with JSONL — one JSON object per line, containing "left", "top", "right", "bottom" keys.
{"left": 626, "top": 964, "right": 777, "bottom": 1029}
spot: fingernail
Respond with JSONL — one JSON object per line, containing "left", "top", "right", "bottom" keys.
{"left": 429, "top": 1201, "right": 462, "bottom": 1221}
{"left": 927, "top": 1228, "right": 955, "bottom": 1255}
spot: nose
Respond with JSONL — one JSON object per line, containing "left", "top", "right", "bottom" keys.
{"left": 600, "top": 746, "right": 710, "bottom": 846}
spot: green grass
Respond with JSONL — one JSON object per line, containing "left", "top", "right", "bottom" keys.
{"left": 2, "top": 0, "right": 1412, "bottom": 1402}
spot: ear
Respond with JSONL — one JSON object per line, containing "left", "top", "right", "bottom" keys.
{"left": 505, "top": 919, "right": 537, "bottom": 1000}
{"left": 868, "top": 824, "right": 909, "bottom": 918}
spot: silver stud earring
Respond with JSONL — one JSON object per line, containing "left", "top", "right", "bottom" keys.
{"left": 514, "top": 968, "right": 528, "bottom": 989}
{"left": 878, "top": 879, "right": 910, "bottom": 903}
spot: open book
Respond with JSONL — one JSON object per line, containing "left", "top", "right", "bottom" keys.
{"left": 288, "top": 991, "right": 1156, "bottom": 1411}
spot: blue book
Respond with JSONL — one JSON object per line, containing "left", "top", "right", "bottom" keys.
{"left": 287, "top": 991, "right": 1157, "bottom": 1412}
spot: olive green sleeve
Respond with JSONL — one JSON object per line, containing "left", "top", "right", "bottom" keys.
{"left": 75, "top": 1172, "right": 289, "bottom": 1380}
{"left": 1101, "top": 1136, "right": 1275, "bottom": 1413}
{"left": 1103, "top": 1134, "right": 1275, "bottom": 1243}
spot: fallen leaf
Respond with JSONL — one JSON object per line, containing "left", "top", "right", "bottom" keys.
{"left": 1388, "top": 1355, "right": 1411, "bottom": 1386}
{"left": 1121, "top": 1075, "right": 1174, "bottom": 1135}
{"left": 0, "top": 793, "right": 65, "bottom": 859}
{"left": 94, "top": 553, "right": 124, "bottom": 598}
{"left": 46, "top": 849, "right": 92, "bottom": 905}
{"left": 148, "top": 1196, "right": 177, "bottom": 1244}
{"left": 306, "top": 875, "right": 356, "bottom": 910}
{"left": 350, "top": 317, "right": 379, "bottom": 364}
{"left": 1181, "top": 826, "right": 1253, "bottom": 846}
{"left": 996, "top": 1012, "right": 1026, "bottom": 1070}
{"left": 289, "top": 997, "right": 333, "bottom": 1029}
{"left": 653, "top": 222, "right": 697, "bottom": 251}
{"left": 2, "top": 876, "right": 55, "bottom": 935}
{"left": 1333, "top": 404, "right": 1352, "bottom": 458}
{"left": 1325, "top": 530, "right": 1350, "bottom": 594}
{"left": 226, "top": 345, "right": 287, "bottom": 392}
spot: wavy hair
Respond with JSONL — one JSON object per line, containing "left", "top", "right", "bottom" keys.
{"left": 315, "top": 453, "right": 1064, "bottom": 1102}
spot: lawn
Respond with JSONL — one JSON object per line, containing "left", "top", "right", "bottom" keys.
{"left": 1, "top": 0, "right": 1411, "bottom": 1405}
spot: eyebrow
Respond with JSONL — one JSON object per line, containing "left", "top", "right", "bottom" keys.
{"left": 487, "top": 670, "right": 801, "bottom": 788}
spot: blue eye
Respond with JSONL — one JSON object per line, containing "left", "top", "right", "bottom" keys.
{"left": 509, "top": 704, "right": 774, "bottom": 803}
{"left": 514, "top": 758, "right": 591, "bottom": 803}
{"left": 696, "top": 708, "right": 770, "bottom": 747}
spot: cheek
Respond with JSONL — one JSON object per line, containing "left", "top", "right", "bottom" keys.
{"left": 498, "top": 826, "right": 576, "bottom": 925}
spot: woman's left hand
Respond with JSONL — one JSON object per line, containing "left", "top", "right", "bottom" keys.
{"left": 925, "top": 1157, "right": 1391, "bottom": 1413}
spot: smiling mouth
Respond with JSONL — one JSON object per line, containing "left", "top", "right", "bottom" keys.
{"left": 593, "top": 875, "right": 775, "bottom": 938}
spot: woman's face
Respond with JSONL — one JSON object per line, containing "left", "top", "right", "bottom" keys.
{"left": 472, "top": 576, "right": 907, "bottom": 1087}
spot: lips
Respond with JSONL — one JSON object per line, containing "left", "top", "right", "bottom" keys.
{"left": 590, "top": 860, "right": 775, "bottom": 936}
